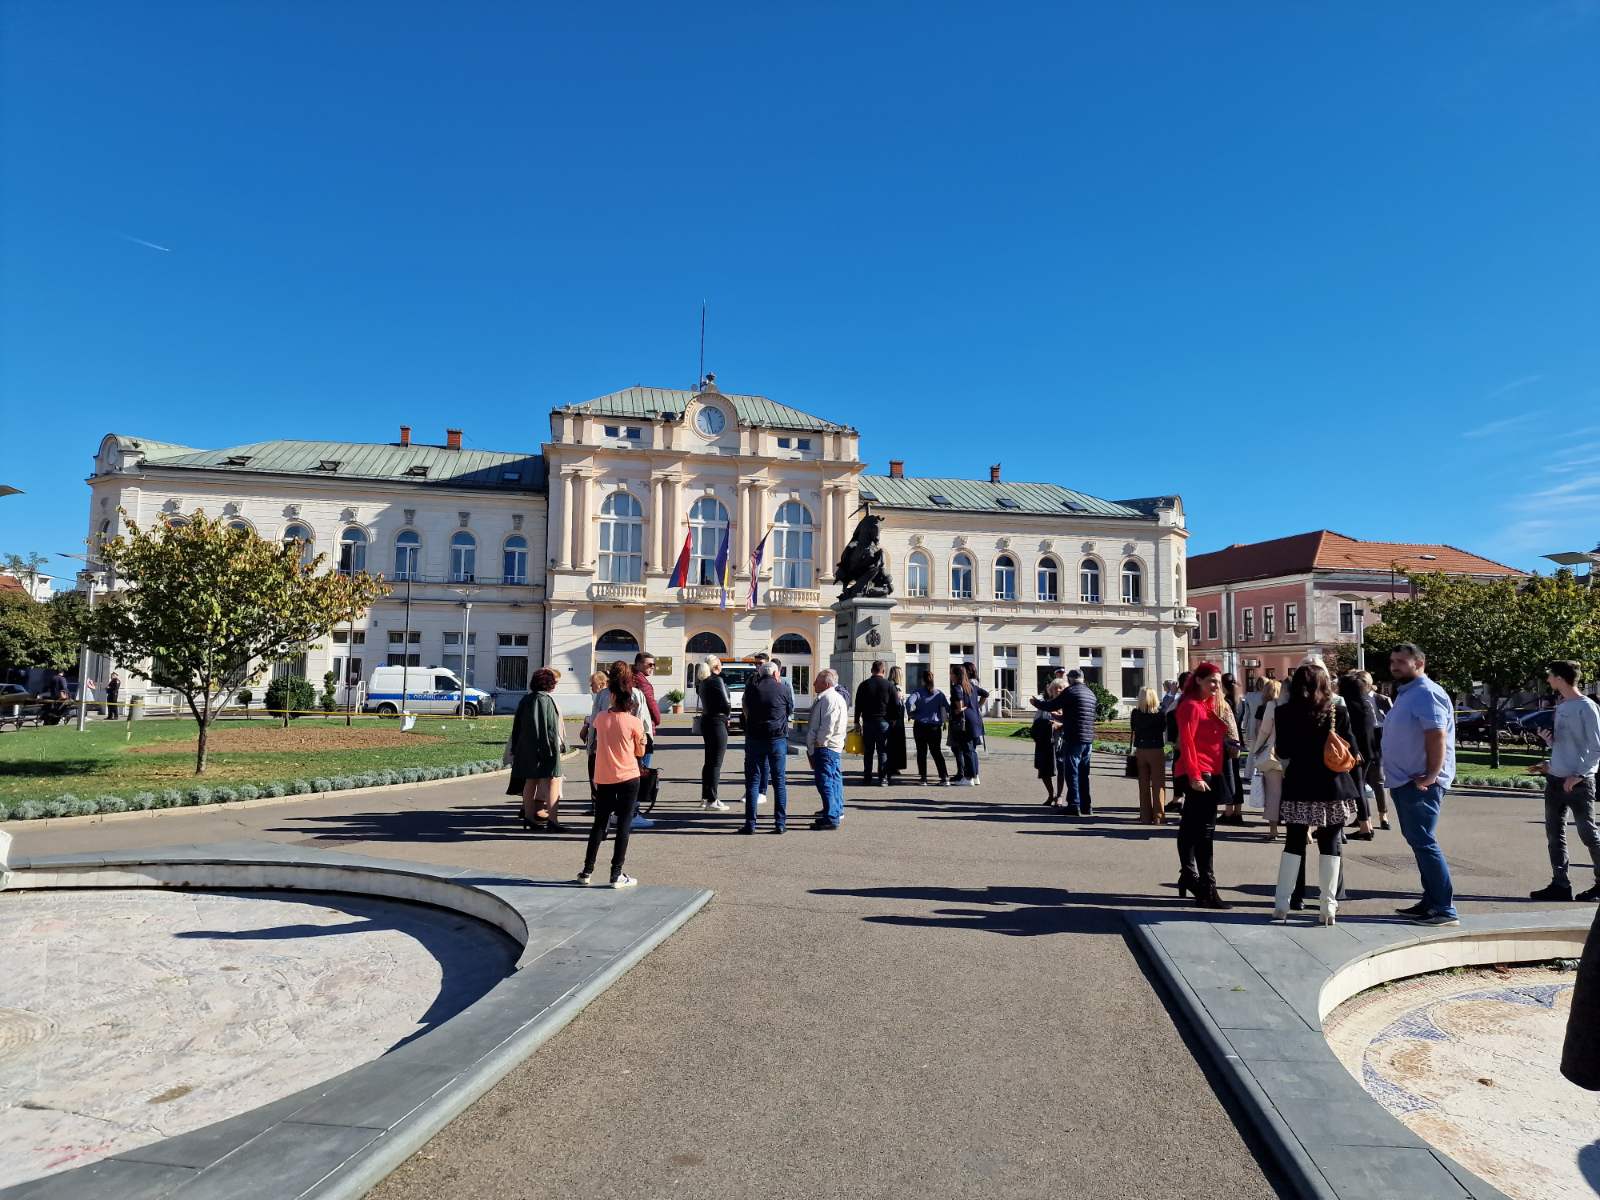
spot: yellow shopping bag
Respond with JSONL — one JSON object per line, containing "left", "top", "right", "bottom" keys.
{"left": 844, "top": 728, "right": 864, "bottom": 755}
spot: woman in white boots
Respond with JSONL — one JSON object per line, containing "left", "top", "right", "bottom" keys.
{"left": 1271, "top": 662, "right": 1359, "bottom": 925}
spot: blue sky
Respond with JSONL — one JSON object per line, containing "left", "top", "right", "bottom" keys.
{"left": 4, "top": 2, "right": 1598, "bottom": 574}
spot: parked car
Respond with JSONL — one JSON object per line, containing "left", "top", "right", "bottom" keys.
{"left": 0, "top": 683, "right": 44, "bottom": 731}
{"left": 1513, "top": 707, "right": 1556, "bottom": 744}
{"left": 361, "top": 666, "right": 493, "bottom": 717}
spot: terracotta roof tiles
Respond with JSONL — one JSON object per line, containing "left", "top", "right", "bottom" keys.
{"left": 1187, "top": 530, "right": 1522, "bottom": 589}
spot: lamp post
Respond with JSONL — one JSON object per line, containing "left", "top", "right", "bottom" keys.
{"left": 450, "top": 586, "right": 479, "bottom": 716}
{"left": 59, "top": 553, "right": 104, "bottom": 732}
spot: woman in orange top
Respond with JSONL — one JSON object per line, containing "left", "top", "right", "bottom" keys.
{"left": 1174, "top": 662, "right": 1232, "bottom": 909}
{"left": 579, "top": 660, "right": 649, "bottom": 889}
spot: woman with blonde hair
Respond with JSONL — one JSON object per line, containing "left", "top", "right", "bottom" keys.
{"left": 696, "top": 654, "right": 731, "bottom": 810}
{"left": 1130, "top": 687, "right": 1168, "bottom": 823}
{"left": 1248, "top": 678, "right": 1284, "bottom": 840}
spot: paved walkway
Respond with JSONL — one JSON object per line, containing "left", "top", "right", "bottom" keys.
{"left": 7, "top": 724, "right": 1575, "bottom": 1200}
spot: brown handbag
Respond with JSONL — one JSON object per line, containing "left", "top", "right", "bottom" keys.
{"left": 1323, "top": 712, "right": 1357, "bottom": 773}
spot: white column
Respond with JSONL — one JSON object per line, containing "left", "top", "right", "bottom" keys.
{"left": 574, "top": 475, "right": 592, "bottom": 567}
{"left": 752, "top": 483, "right": 768, "bottom": 578}
{"left": 820, "top": 489, "right": 836, "bottom": 580}
{"left": 737, "top": 481, "right": 751, "bottom": 570}
{"left": 647, "top": 477, "right": 663, "bottom": 574}
{"left": 559, "top": 473, "right": 575, "bottom": 568}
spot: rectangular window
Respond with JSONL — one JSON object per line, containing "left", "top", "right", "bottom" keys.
{"left": 1036, "top": 645, "right": 1061, "bottom": 661}
{"left": 777, "top": 436, "right": 793, "bottom": 448}
{"left": 1121, "top": 649, "right": 1146, "bottom": 698}
{"left": 1078, "top": 646, "right": 1104, "bottom": 687}
{"left": 332, "top": 630, "right": 366, "bottom": 645}
{"left": 387, "top": 630, "right": 422, "bottom": 645}
{"left": 790, "top": 664, "right": 811, "bottom": 695}
{"left": 1263, "top": 607, "right": 1275, "bottom": 637}
{"left": 495, "top": 654, "right": 528, "bottom": 691}
{"left": 441, "top": 652, "right": 477, "bottom": 686}
{"left": 625, "top": 427, "right": 642, "bottom": 440}
{"left": 1205, "top": 611, "right": 1218, "bottom": 640}
{"left": 797, "top": 438, "right": 812, "bottom": 450}
{"left": 1242, "top": 608, "right": 1254, "bottom": 639}
{"left": 332, "top": 655, "right": 364, "bottom": 687}
{"left": 949, "top": 643, "right": 974, "bottom": 664}
{"left": 604, "top": 425, "right": 620, "bottom": 437}
{"left": 497, "top": 633, "right": 530, "bottom": 647}
{"left": 443, "top": 632, "right": 478, "bottom": 647}
{"left": 1338, "top": 601, "right": 1356, "bottom": 635}
{"left": 1286, "top": 603, "right": 1299, "bottom": 633}
{"left": 385, "top": 653, "right": 421, "bottom": 667}
{"left": 904, "top": 642, "right": 932, "bottom": 657}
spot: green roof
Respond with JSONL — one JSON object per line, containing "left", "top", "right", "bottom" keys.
{"left": 856, "top": 475, "right": 1148, "bottom": 519}
{"left": 124, "top": 437, "right": 546, "bottom": 492}
{"left": 563, "top": 386, "right": 848, "bottom": 432}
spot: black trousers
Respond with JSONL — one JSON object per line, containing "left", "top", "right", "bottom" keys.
{"left": 701, "top": 719, "right": 728, "bottom": 801}
{"left": 913, "top": 723, "right": 948, "bottom": 780}
{"left": 585, "top": 778, "right": 639, "bottom": 879}
{"left": 861, "top": 717, "right": 891, "bottom": 783}
{"left": 1175, "top": 773, "right": 1226, "bottom": 884}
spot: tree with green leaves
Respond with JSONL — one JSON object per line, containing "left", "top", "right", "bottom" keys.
{"left": 1366, "top": 570, "right": 1600, "bottom": 767}
{"left": 0, "top": 589, "right": 56, "bottom": 671}
{"left": 1, "top": 551, "right": 50, "bottom": 599}
{"left": 90, "top": 511, "right": 387, "bottom": 773}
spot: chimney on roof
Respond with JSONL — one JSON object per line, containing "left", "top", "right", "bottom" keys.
{"left": 889, "top": 459, "right": 904, "bottom": 479}
{"left": 399, "top": 425, "right": 411, "bottom": 447}
{"left": 446, "top": 428, "right": 462, "bottom": 450}
{"left": 990, "top": 464, "right": 1002, "bottom": 484}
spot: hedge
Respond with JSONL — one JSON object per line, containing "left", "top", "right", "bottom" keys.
{"left": 0, "top": 758, "right": 507, "bottom": 823}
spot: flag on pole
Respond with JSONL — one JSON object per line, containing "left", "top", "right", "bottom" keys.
{"left": 747, "top": 527, "right": 771, "bottom": 610}
{"left": 667, "top": 530, "right": 692, "bottom": 589}
{"left": 714, "top": 526, "right": 732, "bottom": 608}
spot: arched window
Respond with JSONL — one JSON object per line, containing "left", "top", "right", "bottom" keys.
{"left": 1037, "top": 556, "right": 1059, "bottom": 602}
{"left": 950, "top": 552, "right": 975, "bottom": 599}
{"left": 503, "top": 535, "right": 528, "bottom": 585}
{"left": 598, "top": 492, "right": 644, "bottom": 583}
{"left": 772, "top": 632, "right": 814, "bottom": 695}
{"left": 686, "top": 632, "right": 728, "bottom": 655}
{"left": 338, "top": 527, "right": 367, "bottom": 575}
{"left": 394, "top": 530, "right": 420, "bottom": 580}
{"left": 1079, "top": 558, "right": 1101, "bottom": 603}
{"left": 1121, "top": 559, "right": 1143, "bottom": 604}
{"left": 688, "top": 497, "right": 729, "bottom": 585}
{"left": 771, "top": 501, "right": 815, "bottom": 588}
{"left": 773, "top": 633, "right": 811, "bottom": 656}
{"left": 283, "top": 523, "right": 314, "bottom": 566}
{"left": 993, "top": 554, "right": 1017, "bottom": 601}
{"left": 906, "top": 551, "right": 930, "bottom": 597}
{"left": 450, "top": 531, "right": 477, "bottom": 583}
{"left": 227, "top": 519, "right": 251, "bottom": 534}
{"left": 595, "top": 628, "right": 640, "bottom": 666}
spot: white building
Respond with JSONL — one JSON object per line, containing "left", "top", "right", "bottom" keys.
{"left": 83, "top": 379, "right": 1196, "bottom": 712}
{"left": 85, "top": 428, "right": 546, "bottom": 711}
{"left": 542, "top": 378, "right": 1196, "bottom": 708}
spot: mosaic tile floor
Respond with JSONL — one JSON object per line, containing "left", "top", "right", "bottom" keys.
{"left": 1325, "top": 964, "right": 1598, "bottom": 1200}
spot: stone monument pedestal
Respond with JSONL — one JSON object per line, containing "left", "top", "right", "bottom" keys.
{"left": 829, "top": 595, "right": 898, "bottom": 699}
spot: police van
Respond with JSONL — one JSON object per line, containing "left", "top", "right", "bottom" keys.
{"left": 362, "top": 666, "right": 493, "bottom": 717}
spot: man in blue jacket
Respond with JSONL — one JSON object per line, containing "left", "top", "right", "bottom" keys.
{"left": 741, "top": 662, "right": 794, "bottom": 835}
{"left": 1031, "top": 670, "right": 1098, "bottom": 816}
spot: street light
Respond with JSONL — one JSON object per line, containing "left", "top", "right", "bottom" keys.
{"left": 59, "top": 552, "right": 104, "bottom": 732}
{"left": 449, "top": 586, "right": 480, "bottom": 716}
{"left": 0, "top": 486, "right": 21, "bottom": 497}
{"left": 1545, "top": 542, "right": 1600, "bottom": 577}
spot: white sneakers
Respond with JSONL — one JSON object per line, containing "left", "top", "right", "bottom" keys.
{"left": 576, "top": 872, "right": 595, "bottom": 886}
{"left": 703, "top": 799, "right": 729, "bottom": 811}
{"left": 756, "top": 793, "right": 766, "bottom": 807}
{"left": 611, "top": 874, "right": 637, "bottom": 889}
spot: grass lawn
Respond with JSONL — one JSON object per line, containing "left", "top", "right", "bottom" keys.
{"left": 1454, "top": 745, "right": 1549, "bottom": 787}
{"left": 0, "top": 715, "right": 519, "bottom": 809}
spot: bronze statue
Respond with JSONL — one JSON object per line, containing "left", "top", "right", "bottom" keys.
{"left": 835, "top": 509, "right": 893, "bottom": 600}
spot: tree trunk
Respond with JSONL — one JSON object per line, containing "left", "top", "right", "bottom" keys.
{"left": 1487, "top": 684, "right": 1500, "bottom": 770}
{"left": 196, "top": 719, "right": 209, "bottom": 774}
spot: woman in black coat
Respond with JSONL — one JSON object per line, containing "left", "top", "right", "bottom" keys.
{"left": 1270, "top": 663, "right": 1359, "bottom": 925}
{"left": 1337, "top": 673, "right": 1377, "bottom": 840}
{"left": 696, "top": 657, "right": 732, "bottom": 809}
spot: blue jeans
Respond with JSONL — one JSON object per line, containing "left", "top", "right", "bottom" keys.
{"left": 811, "top": 747, "right": 843, "bottom": 826}
{"left": 1392, "top": 781, "right": 1455, "bottom": 918}
{"left": 1060, "top": 741, "right": 1093, "bottom": 811}
{"left": 744, "top": 735, "right": 788, "bottom": 830}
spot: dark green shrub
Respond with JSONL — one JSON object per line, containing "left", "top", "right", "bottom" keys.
{"left": 320, "top": 671, "right": 338, "bottom": 713}
{"left": 265, "top": 677, "right": 316, "bottom": 719}
{"left": 1088, "top": 682, "right": 1119, "bottom": 721}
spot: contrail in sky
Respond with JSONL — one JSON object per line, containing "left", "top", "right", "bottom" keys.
{"left": 118, "top": 233, "right": 172, "bottom": 252}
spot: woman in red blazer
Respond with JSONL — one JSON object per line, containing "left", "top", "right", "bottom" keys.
{"left": 1174, "top": 663, "right": 1232, "bottom": 909}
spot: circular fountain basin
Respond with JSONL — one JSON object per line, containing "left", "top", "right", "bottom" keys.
{"left": 0, "top": 888, "right": 516, "bottom": 1189}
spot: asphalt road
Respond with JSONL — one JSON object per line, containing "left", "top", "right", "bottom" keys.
{"left": 9, "top": 722, "right": 1574, "bottom": 1200}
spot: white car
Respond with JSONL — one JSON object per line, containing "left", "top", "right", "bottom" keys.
{"left": 363, "top": 666, "right": 492, "bottom": 717}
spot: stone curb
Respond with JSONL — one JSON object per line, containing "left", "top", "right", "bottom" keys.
{"left": 0, "top": 842, "right": 712, "bottom": 1200}
{"left": 1126, "top": 909, "right": 1589, "bottom": 1200}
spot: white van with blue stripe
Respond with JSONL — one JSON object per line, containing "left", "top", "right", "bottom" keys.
{"left": 363, "top": 666, "right": 493, "bottom": 717}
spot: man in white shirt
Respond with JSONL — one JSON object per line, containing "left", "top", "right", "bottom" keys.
{"left": 807, "top": 669, "right": 850, "bottom": 830}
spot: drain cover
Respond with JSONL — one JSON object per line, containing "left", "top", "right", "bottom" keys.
{"left": 0, "top": 1009, "right": 55, "bottom": 1061}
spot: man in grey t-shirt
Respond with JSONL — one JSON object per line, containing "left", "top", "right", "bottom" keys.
{"left": 1532, "top": 661, "right": 1600, "bottom": 903}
